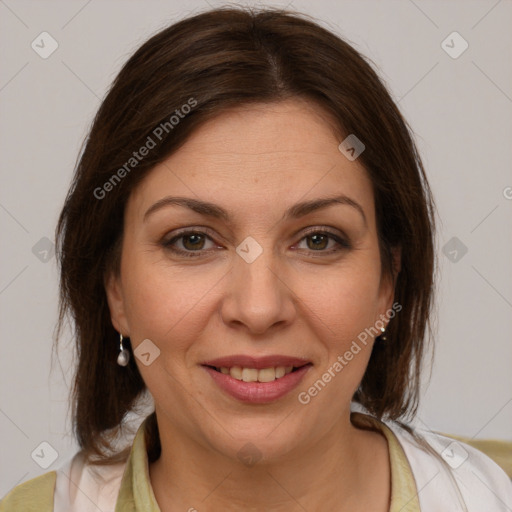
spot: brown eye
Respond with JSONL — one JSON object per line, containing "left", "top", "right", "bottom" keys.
{"left": 181, "top": 233, "right": 206, "bottom": 250}
{"left": 295, "top": 229, "right": 351, "bottom": 254}
{"left": 306, "top": 233, "right": 329, "bottom": 250}
{"left": 162, "top": 230, "right": 217, "bottom": 257}
{"left": 162, "top": 227, "right": 350, "bottom": 259}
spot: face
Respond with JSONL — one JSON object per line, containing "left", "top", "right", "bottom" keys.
{"left": 106, "top": 99, "right": 398, "bottom": 462}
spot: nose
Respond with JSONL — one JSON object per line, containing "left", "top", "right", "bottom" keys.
{"left": 220, "top": 243, "right": 296, "bottom": 335}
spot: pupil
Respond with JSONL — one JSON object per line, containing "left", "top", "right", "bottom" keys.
{"left": 184, "top": 234, "right": 203, "bottom": 250}
{"left": 309, "top": 234, "right": 327, "bottom": 250}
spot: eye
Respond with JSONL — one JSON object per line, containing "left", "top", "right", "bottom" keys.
{"left": 294, "top": 228, "right": 351, "bottom": 254}
{"left": 162, "top": 230, "right": 218, "bottom": 257}
{"left": 161, "top": 227, "right": 351, "bottom": 258}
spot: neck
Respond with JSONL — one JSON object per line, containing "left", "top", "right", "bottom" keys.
{"left": 148, "top": 410, "right": 390, "bottom": 512}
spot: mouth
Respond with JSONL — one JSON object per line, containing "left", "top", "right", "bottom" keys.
{"left": 204, "top": 364, "right": 310, "bottom": 383}
{"left": 201, "top": 355, "right": 313, "bottom": 404}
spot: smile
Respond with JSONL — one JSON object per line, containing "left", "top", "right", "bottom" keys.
{"left": 201, "top": 356, "right": 313, "bottom": 404}
{"left": 210, "top": 365, "right": 300, "bottom": 382}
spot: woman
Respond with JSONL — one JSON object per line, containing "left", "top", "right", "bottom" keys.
{"left": 1, "top": 6, "right": 510, "bottom": 512}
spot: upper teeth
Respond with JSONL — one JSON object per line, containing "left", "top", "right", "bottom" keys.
{"left": 219, "top": 366, "right": 294, "bottom": 382}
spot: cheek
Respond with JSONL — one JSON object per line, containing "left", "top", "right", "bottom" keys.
{"left": 120, "top": 249, "right": 224, "bottom": 351}
{"left": 121, "top": 237, "right": 383, "bottom": 360}
{"left": 296, "top": 259, "right": 382, "bottom": 344}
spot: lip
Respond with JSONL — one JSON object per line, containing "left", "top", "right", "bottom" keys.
{"left": 202, "top": 363, "right": 313, "bottom": 404}
{"left": 201, "top": 354, "right": 311, "bottom": 369}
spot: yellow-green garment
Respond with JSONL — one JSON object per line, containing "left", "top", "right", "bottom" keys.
{"left": 0, "top": 412, "right": 419, "bottom": 511}
{"left": 2, "top": 411, "right": 511, "bottom": 511}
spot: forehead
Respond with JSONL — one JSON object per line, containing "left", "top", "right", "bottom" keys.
{"left": 127, "top": 99, "right": 375, "bottom": 224}
{"left": 180, "top": 99, "right": 341, "bottom": 154}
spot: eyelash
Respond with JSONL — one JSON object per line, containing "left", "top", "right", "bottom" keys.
{"left": 161, "top": 227, "right": 351, "bottom": 258}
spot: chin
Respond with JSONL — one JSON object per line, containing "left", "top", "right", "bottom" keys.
{"left": 203, "top": 415, "right": 308, "bottom": 465}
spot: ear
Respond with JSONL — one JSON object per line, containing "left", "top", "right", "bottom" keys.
{"left": 378, "top": 246, "right": 402, "bottom": 314}
{"left": 104, "top": 271, "right": 130, "bottom": 335}
{"left": 390, "top": 246, "right": 402, "bottom": 284}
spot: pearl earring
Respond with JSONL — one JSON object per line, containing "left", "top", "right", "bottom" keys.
{"left": 379, "top": 326, "right": 387, "bottom": 341}
{"left": 117, "top": 334, "right": 130, "bottom": 366}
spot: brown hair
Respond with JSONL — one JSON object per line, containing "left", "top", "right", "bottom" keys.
{"left": 55, "top": 5, "right": 436, "bottom": 464}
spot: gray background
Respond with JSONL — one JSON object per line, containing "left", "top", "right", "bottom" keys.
{"left": 1, "top": 0, "right": 511, "bottom": 495}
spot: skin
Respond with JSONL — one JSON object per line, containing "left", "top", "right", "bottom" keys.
{"left": 106, "top": 98, "right": 401, "bottom": 511}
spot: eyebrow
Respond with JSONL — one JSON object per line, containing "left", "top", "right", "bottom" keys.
{"left": 143, "top": 194, "right": 367, "bottom": 226}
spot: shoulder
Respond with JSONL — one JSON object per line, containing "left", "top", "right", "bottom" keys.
{"left": 386, "top": 420, "right": 512, "bottom": 511}
{"left": 53, "top": 450, "right": 127, "bottom": 512}
{"left": 0, "top": 471, "right": 56, "bottom": 511}
{"left": 1, "top": 451, "right": 128, "bottom": 512}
